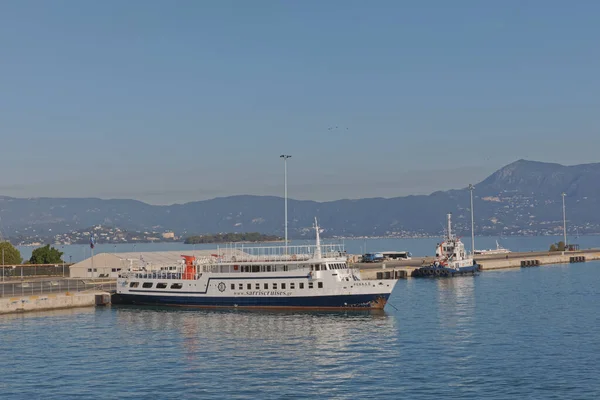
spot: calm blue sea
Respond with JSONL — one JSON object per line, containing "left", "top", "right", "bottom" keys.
{"left": 1, "top": 261, "right": 599, "bottom": 399}
{"left": 16, "top": 235, "right": 600, "bottom": 263}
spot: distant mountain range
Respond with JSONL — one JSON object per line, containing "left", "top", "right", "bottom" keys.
{"left": 2, "top": 159, "right": 600, "bottom": 241}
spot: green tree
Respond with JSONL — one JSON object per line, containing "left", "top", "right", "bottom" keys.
{"left": 0, "top": 241, "right": 22, "bottom": 265}
{"left": 29, "top": 244, "right": 64, "bottom": 264}
{"left": 549, "top": 241, "right": 566, "bottom": 252}
{"left": 549, "top": 244, "right": 558, "bottom": 252}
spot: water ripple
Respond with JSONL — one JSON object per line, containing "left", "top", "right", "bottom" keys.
{"left": 2, "top": 262, "right": 600, "bottom": 399}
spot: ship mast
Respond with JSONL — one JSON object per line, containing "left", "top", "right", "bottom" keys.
{"left": 447, "top": 213, "right": 453, "bottom": 240}
{"left": 314, "top": 217, "right": 322, "bottom": 259}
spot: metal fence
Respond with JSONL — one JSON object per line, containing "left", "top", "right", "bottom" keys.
{"left": 0, "top": 278, "right": 116, "bottom": 298}
{"left": 1, "top": 265, "right": 71, "bottom": 279}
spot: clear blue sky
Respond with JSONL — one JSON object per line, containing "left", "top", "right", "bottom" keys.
{"left": 1, "top": 1, "right": 599, "bottom": 204}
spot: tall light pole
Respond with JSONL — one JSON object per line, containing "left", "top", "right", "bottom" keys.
{"left": 280, "top": 155, "right": 292, "bottom": 254}
{"left": 469, "top": 184, "right": 475, "bottom": 255}
{"left": 562, "top": 192, "right": 567, "bottom": 248}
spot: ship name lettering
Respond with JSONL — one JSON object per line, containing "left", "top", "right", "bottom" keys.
{"left": 244, "top": 291, "right": 292, "bottom": 296}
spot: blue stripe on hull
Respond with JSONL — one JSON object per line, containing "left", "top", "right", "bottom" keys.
{"left": 112, "top": 293, "right": 390, "bottom": 309}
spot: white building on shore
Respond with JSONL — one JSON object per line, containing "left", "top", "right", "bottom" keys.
{"left": 69, "top": 250, "right": 226, "bottom": 278}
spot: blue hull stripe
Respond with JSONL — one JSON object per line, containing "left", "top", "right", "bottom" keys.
{"left": 112, "top": 293, "right": 390, "bottom": 309}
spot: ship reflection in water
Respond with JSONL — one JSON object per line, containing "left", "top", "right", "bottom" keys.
{"left": 115, "top": 306, "right": 401, "bottom": 386}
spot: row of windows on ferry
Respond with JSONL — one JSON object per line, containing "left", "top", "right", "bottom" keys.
{"left": 129, "top": 281, "right": 324, "bottom": 290}
{"left": 202, "top": 263, "right": 347, "bottom": 273}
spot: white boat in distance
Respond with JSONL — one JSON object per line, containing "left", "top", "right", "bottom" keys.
{"left": 474, "top": 241, "right": 511, "bottom": 256}
{"left": 113, "top": 218, "right": 397, "bottom": 310}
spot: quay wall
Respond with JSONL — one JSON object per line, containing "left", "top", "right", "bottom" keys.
{"left": 0, "top": 291, "right": 110, "bottom": 315}
{"left": 477, "top": 251, "right": 600, "bottom": 270}
{"left": 353, "top": 249, "right": 600, "bottom": 279}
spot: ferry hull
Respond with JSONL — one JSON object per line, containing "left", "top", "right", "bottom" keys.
{"left": 112, "top": 293, "right": 391, "bottom": 310}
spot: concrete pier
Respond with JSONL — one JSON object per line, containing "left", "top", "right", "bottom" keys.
{"left": 353, "top": 249, "right": 600, "bottom": 279}
{"left": 0, "top": 291, "right": 111, "bottom": 315}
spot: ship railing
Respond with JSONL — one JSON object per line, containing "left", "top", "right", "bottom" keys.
{"left": 210, "top": 244, "right": 346, "bottom": 263}
{"left": 118, "top": 271, "right": 183, "bottom": 280}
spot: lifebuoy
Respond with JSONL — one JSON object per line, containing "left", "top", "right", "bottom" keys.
{"left": 233, "top": 265, "right": 239, "bottom": 271}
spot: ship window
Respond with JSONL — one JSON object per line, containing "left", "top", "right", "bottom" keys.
{"left": 171, "top": 283, "right": 183, "bottom": 289}
{"left": 283, "top": 265, "right": 288, "bottom": 271}
{"left": 318, "top": 282, "right": 323, "bottom": 289}
{"left": 308, "top": 282, "right": 314, "bottom": 289}
{"left": 264, "top": 283, "right": 268, "bottom": 289}
{"left": 273, "top": 283, "right": 278, "bottom": 289}
{"left": 281, "top": 283, "right": 286, "bottom": 289}
{"left": 129, "top": 282, "right": 139, "bottom": 288}
{"left": 156, "top": 283, "right": 167, "bottom": 289}
{"left": 88, "top": 269, "right": 92, "bottom": 272}
{"left": 290, "top": 283, "right": 295, "bottom": 289}
{"left": 239, "top": 283, "right": 243, "bottom": 290}
{"left": 231, "top": 283, "right": 235, "bottom": 290}
{"left": 252, "top": 265, "right": 260, "bottom": 273}
{"left": 142, "top": 282, "right": 153, "bottom": 288}
{"left": 247, "top": 283, "right": 251, "bottom": 290}
{"left": 299, "top": 282, "right": 304, "bottom": 289}
{"left": 255, "top": 283, "right": 260, "bottom": 290}
{"left": 267, "top": 265, "right": 272, "bottom": 272}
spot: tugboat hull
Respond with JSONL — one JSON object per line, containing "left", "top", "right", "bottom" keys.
{"left": 412, "top": 264, "right": 480, "bottom": 278}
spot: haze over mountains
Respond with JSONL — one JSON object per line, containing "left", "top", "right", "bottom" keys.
{"left": 1, "top": 160, "right": 599, "bottom": 242}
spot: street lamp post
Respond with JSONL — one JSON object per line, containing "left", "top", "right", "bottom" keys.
{"left": 469, "top": 184, "right": 475, "bottom": 255}
{"left": 61, "top": 246, "right": 65, "bottom": 277}
{"left": 280, "top": 155, "right": 292, "bottom": 254}
{"left": 562, "top": 193, "right": 567, "bottom": 248}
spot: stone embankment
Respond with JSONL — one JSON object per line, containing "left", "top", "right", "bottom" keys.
{"left": 0, "top": 291, "right": 111, "bottom": 315}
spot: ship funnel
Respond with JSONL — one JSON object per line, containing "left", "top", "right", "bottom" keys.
{"left": 181, "top": 255, "right": 196, "bottom": 280}
{"left": 314, "top": 217, "right": 322, "bottom": 259}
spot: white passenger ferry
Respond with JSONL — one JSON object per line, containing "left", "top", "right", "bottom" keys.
{"left": 474, "top": 240, "right": 511, "bottom": 255}
{"left": 113, "top": 219, "right": 397, "bottom": 309}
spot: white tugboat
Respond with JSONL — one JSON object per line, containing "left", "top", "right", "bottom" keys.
{"left": 113, "top": 219, "right": 397, "bottom": 309}
{"left": 412, "top": 213, "right": 480, "bottom": 277}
